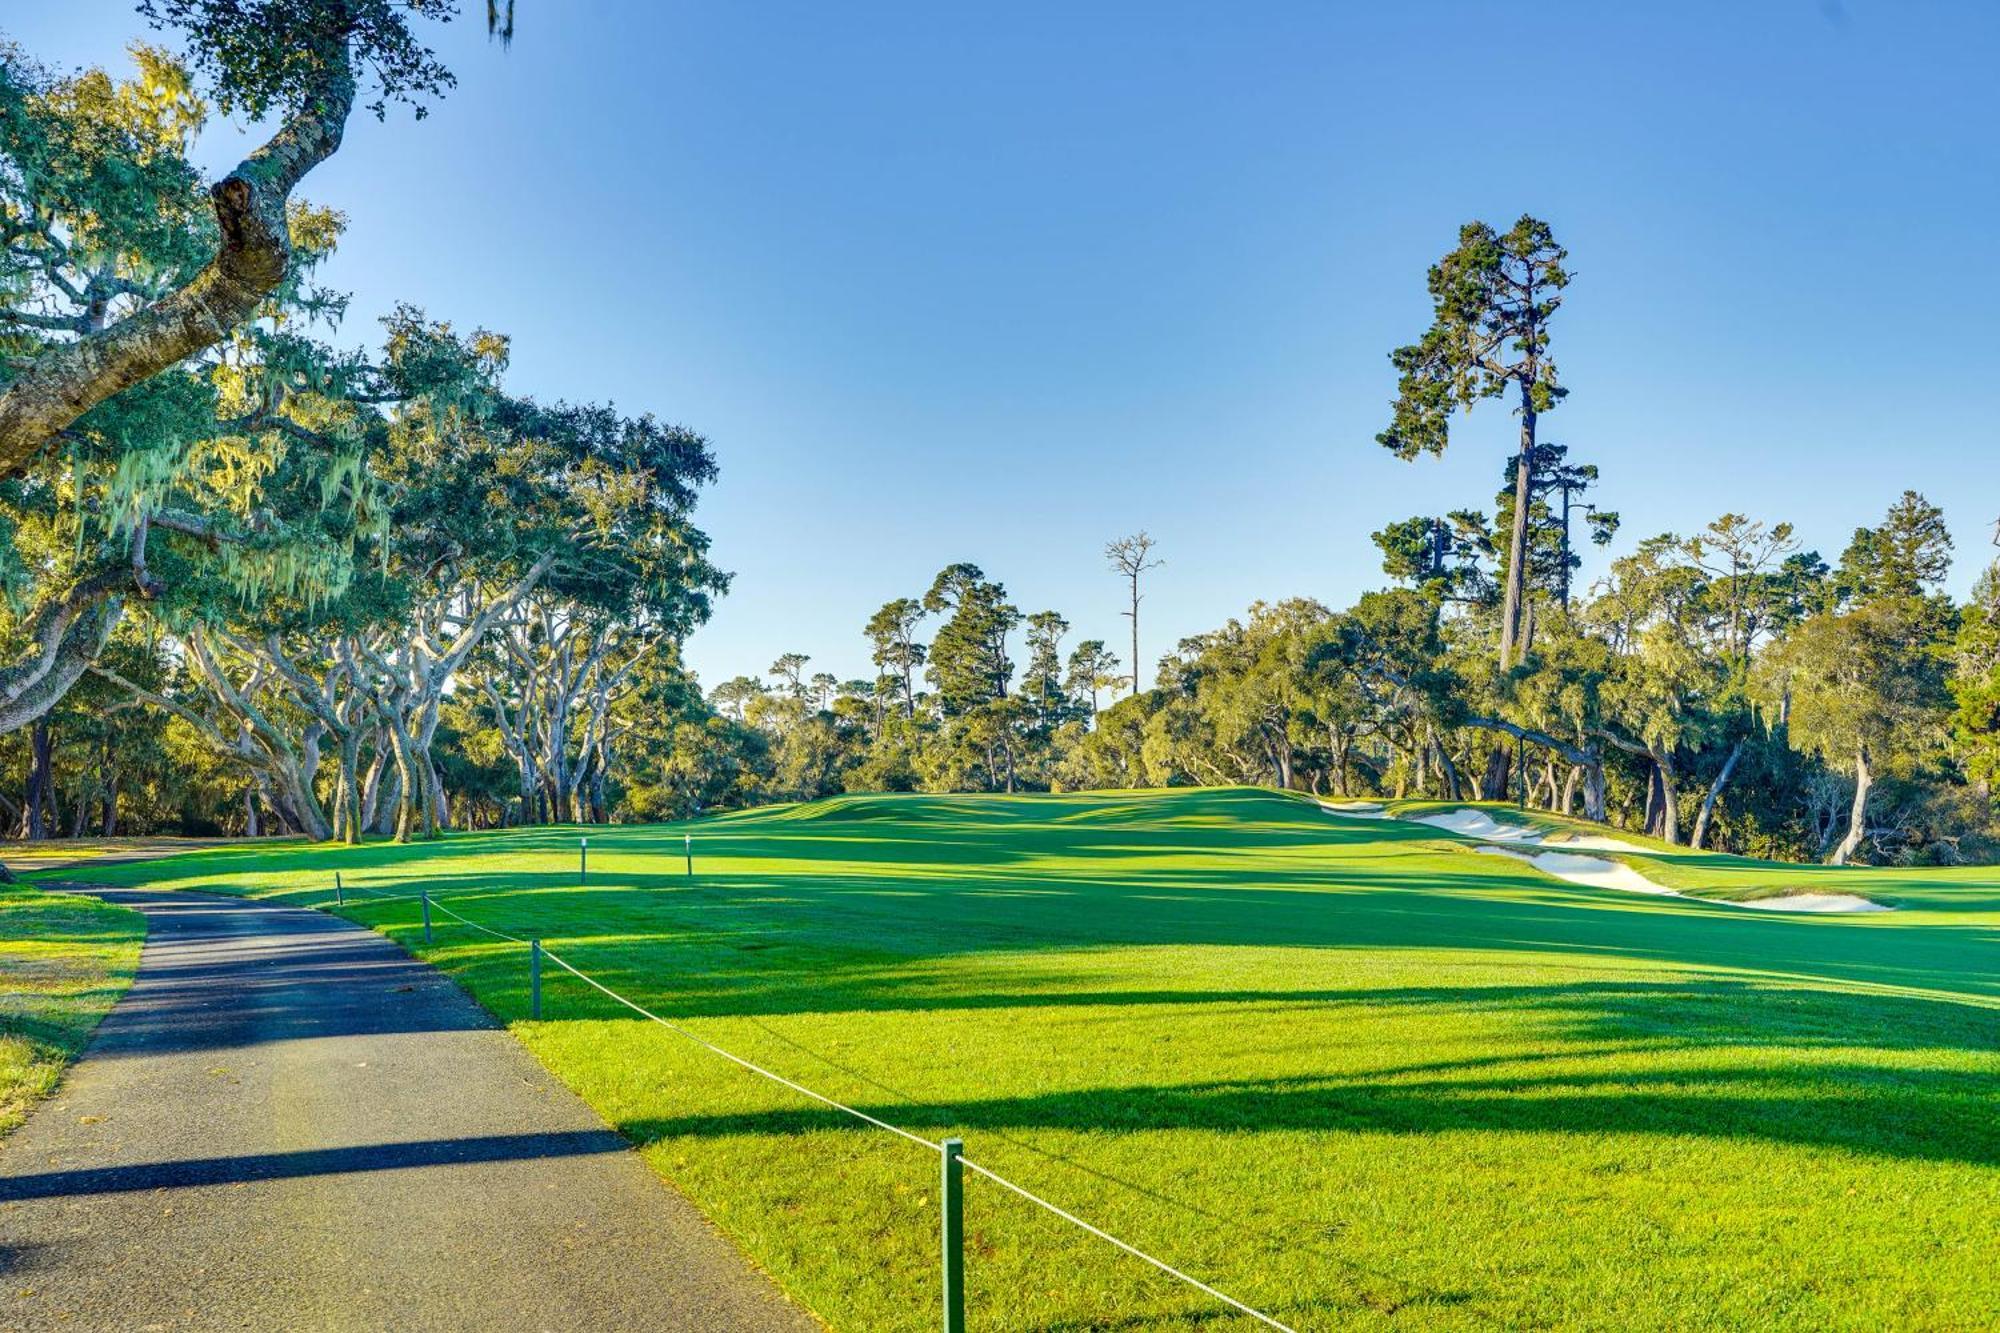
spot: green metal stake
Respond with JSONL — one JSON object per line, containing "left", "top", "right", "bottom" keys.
{"left": 684, "top": 832, "right": 693, "bottom": 879}
{"left": 334, "top": 870, "right": 343, "bottom": 907}
{"left": 941, "top": 1137, "right": 965, "bottom": 1333}
{"left": 530, "top": 940, "right": 542, "bottom": 1020}
{"left": 421, "top": 890, "right": 432, "bottom": 945}
{"left": 580, "top": 836, "right": 588, "bottom": 886}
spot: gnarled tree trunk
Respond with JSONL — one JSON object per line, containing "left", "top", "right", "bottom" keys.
{"left": 1829, "top": 743, "right": 1872, "bottom": 866}
{"left": 1467, "top": 716, "right": 1606, "bottom": 822}
{"left": 1689, "top": 741, "right": 1744, "bottom": 851}
{"left": 23, "top": 717, "right": 52, "bottom": 841}
{"left": 0, "top": 578, "right": 124, "bottom": 737}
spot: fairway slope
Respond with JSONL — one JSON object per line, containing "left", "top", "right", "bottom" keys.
{"left": 59, "top": 788, "right": 2000, "bottom": 1332}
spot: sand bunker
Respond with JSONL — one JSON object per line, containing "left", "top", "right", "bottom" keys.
{"left": 1736, "top": 893, "right": 1892, "bottom": 914}
{"left": 1471, "top": 846, "right": 1676, "bottom": 895}
{"left": 1325, "top": 802, "right": 1892, "bottom": 914}
{"left": 1409, "top": 808, "right": 1544, "bottom": 842}
{"left": 1317, "top": 801, "right": 1386, "bottom": 818}
{"left": 1411, "top": 807, "right": 1653, "bottom": 853}
{"left": 1470, "top": 845, "right": 1889, "bottom": 913}
{"left": 1540, "top": 831, "right": 1657, "bottom": 854}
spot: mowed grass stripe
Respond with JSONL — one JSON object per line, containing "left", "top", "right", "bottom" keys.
{"left": 66, "top": 788, "right": 2000, "bottom": 1332}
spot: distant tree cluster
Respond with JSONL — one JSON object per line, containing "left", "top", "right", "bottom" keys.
{"left": 672, "top": 488, "right": 1992, "bottom": 867}
{"left": 690, "top": 560, "right": 1128, "bottom": 811}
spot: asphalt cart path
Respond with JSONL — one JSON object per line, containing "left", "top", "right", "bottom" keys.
{"left": 0, "top": 888, "right": 818, "bottom": 1332}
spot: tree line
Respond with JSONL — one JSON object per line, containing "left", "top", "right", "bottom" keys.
{"left": 613, "top": 481, "right": 1990, "bottom": 867}
{"left": 3, "top": 9, "right": 1996, "bottom": 865}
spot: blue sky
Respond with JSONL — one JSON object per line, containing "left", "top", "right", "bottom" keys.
{"left": 13, "top": 2, "right": 2000, "bottom": 688}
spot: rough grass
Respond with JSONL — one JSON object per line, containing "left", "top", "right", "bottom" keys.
{"left": 0, "top": 886, "right": 144, "bottom": 1137}
{"left": 59, "top": 788, "right": 2000, "bottom": 1331}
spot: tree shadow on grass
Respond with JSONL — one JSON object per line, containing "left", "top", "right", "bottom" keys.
{"left": 113, "top": 790, "right": 2000, "bottom": 1006}
{"left": 509, "top": 950, "right": 2000, "bottom": 1169}
{"left": 78, "top": 795, "right": 2000, "bottom": 1166}
{"left": 0, "top": 1129, "right": 627, "bottom": 1202}
{"left": 616, "top": 1050, "right": 2000, "bottom": 1169}
{"left": 598, "top": 1033, "right": 1994, "bottom": 1328}
{"left": 325, "top": 858, "right": 2000, "bottom": 1011}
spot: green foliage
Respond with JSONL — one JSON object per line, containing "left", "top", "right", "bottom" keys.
{"left": 1062, "top": 638, "right": 1118, "bottom": 716}
{"left": 1763, "top": 602, "right": 1953, "bottom": 779}
{"left": 864, "top": 596, "right": 927, "bottom": 716}
{"left": 1948, "top": 565, "right": 2000, "bottom": 790}
{"left": 1835, "top": 489, "right": 1954, "bottom": 608}
{"left": 1378, "top": 215, "right": 1568, "bottom": 461}
{"left": 136, "top": 0, "right": 455, "bottom": 120}
{"left": 690, "top": 478, "right": 1999, "bottom": 865}
{"left": 1494, "top": 441, "right": 1617, "bottom": 605}
{"left": 1371, "top": 510, "right": 1493, "bottom": 604}
{"left": 921, "top": 563, "right": 1017, "bottom": 717}
{"left": 0, "top": 42, "right": 386, "bottom": 700}
{"left": 1018, "top": 610, "right": 1075, "bottom": 730}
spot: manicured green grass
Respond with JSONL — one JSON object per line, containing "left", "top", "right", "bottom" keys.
{"left": 0, "top": 886, "right": 144, "bottom": 1136}
{"left": 62, "top": 789, "right": 2000, "bottom": 1331}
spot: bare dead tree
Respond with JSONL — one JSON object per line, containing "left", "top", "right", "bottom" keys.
{"left": 1106, "top": 531, "right": 1163, "bottom": 698}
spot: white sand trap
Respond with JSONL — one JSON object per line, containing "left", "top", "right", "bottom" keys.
{"left": 1314, "top": 800, "right": 1892, "bottom": 913}
{"left": 1412, "top": 807, "right": 1653, "bottom": 853}
{"left": 1736, "top": 893, "right": 1893, "bottom": 914}
{"left": 1472, "top": 845, "right": 1676, "bottom": 895}
{"left": 1318, "top": 800, "right": 1386, "bottom": 818}
{"left": 1472, "top": 846, "right": 1889, "bottom": 913}
{"left": 1411, "top": 809, "right": 1546, "bottom": 843}
{"left": 1540, "top": 831, "right": 1656, "bottom": 854}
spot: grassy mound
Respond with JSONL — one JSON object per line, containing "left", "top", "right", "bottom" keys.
{"left": 0, "top": 886, "right": 144, "bottom": 1136}
{"left": 65, "top": 789, "right": 2000, "bottom": 1330}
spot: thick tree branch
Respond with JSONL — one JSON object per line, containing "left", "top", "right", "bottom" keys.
{"left": 0, "top": 571, "right": 128, "bottom": 733}
{"left": 1464, "top": 714, "right": 1600, "bottom": 770}
{"left": 148, "top": 508, "right": 248, "bottom": 545}
{"left": 89, "top": 663, "right": 247, "bottom": 761}
{"left": 0, "top": 33, "right": 357, "bottom": 475}
{"left": 1586, "top": 725, "right": 1654, "bottom": 760}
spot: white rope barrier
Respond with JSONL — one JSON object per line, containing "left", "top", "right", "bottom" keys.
{"left": 424, "top": 892, "right": 531, "bottom": 945}
{"left": 339, "top": 884, "right": 424, "bottom": 903}
{"left": 535, "top": 945, "right": 944, "bottom": 1152}
{"left": 958, "top": 1156, "right": 1298, "bottom": 1332}
{"left": 339, "top": 879, "right": 1296, "bottom": 1330}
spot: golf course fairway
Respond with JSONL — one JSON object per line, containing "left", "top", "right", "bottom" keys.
{"left": 62, "top": 788, "right": 2000, "bottom": 1331}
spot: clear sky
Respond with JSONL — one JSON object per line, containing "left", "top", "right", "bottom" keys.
{"left": 11, "top": 2, "right": 2000, "bottom": 689}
